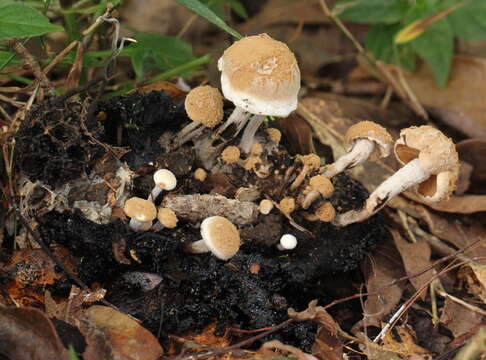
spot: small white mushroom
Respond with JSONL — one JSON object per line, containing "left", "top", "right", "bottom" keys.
{"left": 124, "top": 197, "right": 157, "bottom": 231}
{"left": 334, "top": 126, "right": 459, "bottom": 226}
{"left": 149, "top": 169, "right": 177, "bottom": 202}
{"left": 277, "top": 234, "right": 297, "bottom": 251}
{"left": 216, "top": 34, "right": 300, "bottom": 152}
{"left": 186, "top": 216, "right": 241, "bottom": 260}
{"left": 322, "top": 121, "right": 392, "bottom": 178}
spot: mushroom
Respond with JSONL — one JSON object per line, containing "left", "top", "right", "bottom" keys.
{"left": 176, "top": 85, "right": 224, "bottom": 146}
{"left": 266, "top": 128, "right": 282, "bottom": 143}
{"left": 149, "top": 169, "right": 177, "bottom": 202}
{"left": 322, "top": 121, "right": 392, "bottom": 178}
{"left": 290, "top": 154, "right": 321, "bottom": 190}
{"left": 334, "top": 126, "right": 459, "bottom": 226}
{"left": 315, "top": 202, "right": 336, "bottom": 222}
{"left": 185, "top": 216, "right": 241, "bottom": 260}
{"left": 216, "top": 33, "right": 300, "bottom": 152}
{"left": 157, "top": 207, "right": 178, "bottom": 229}
{"left": 301, "top": 175, "right": 334, "bottom": 209}
{"left": 124, "top": 197, "right": 157, "bottom": 231}
{"left": 221, "top": 145, "right": 241, "bottom": 164}
{"left": 194, "top": 168, "right": 207, "bottom": 182}
{"left": 279, "top": 197, "right": 296, "bottom": 215}
{"left": 277, "top": 234, "right": 297, "bottom": 251}
{"left": 259, "top": 199, "right": 274, "bottom": 215}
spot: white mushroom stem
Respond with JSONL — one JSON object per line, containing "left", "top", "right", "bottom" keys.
{"left": 239, "top": 115, "right": 266, "bottom": 153}
{"left": 322, "top": 139, "right": 375, "bottom": 178}
{"left": 290, "top": 167, "right": 310, "bottom": 191}
{"left": 175, "top": 122, "right": 205, "bottom": 147}
{"left": 185, "top": 239, "right": 210, "bottom": 254}
{"left": 334, "top": 158, "right": 429, "bottom": 226}
{"left": 302, "top": 191, "right": 320, "bottom": 210}
{"left": 215, "top": 107, "right": 250, "bottom": 137}
{"left": 148, "top": 187, "right": 163, "bottom": 202}
{"left": 129, "top": 218, "right": 152, "bottom": 232}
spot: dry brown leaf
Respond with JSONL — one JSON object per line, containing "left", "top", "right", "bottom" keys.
{"left": 356, "top": 332, "right": 404, "bottom": 360}
{"left": 457, "top": 138, "right": 486, "bottom": 192}
{"left": 362, "top": 243, "right": 406, "bottom": 326}
{"left": 392, "top": 55, "right": 486, "bottom": 139}
{"left": 184, "top": 323, "right": 231, "bottom": 349}
{"left": 288, "top": 300, "right": 343, "bottom": 360}
{"left": 278, "top": 113, "right": 316, "bottom": 155}
{"left": 3, "top": 246, "right": 75, "bottom": 306}
{"left": 258, "top": 340, "right": 318, "bottom": 360}
{"left": 0, "top": 306, "right": 69, "bottom": 360}
{"left": 79, "top": 305, "right": 163, "bottom": 360}
{"left": 440, "top": 297, "right": 484, "bottom": 338}
{"left": 133, "top": 80, "right": 186, "bottom": 100}
{"left": 391, "top": 230, "right": 434, "bottom": 300}
{"left": 382, "top": 325, "right": 431, "bottom": 357}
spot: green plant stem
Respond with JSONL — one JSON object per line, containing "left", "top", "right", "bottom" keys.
{"left": 7, "top": 73, "right": 33, "bottom": 85}
{"left": 148, "top": 54, "right": 211, "bottom": 83}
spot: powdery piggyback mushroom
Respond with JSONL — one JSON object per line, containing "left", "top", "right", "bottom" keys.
{"left": 322, "top": 121, "right": 392, "bottom": 178}
{"left": 334, "top": 126, "right": 459, "bottom": 226}
{"left": 176, "top": 85, "right": 224, "bottom": 146}
{"left": 216, "top": 33, "right": 300, "bottom": 152}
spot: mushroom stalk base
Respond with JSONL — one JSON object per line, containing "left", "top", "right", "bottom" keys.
{"left": 186, "top": 239, "right": 210, "bottom": 254}
{"left": 322, "top": 139, "right": 375, "bottom": 178}
{"left": 240, "top": 115, "right": 265, "bottom": 153}
{"left": 175, "top": 122, "right": 204, "bottom": 147}
{"left": 130, "top": 218, "right": 151, "bottom": 232}
{"left": 148, "top": 187, "right": 163, "bottom": 202}
{"left": 334, "top": 158, "right": 429, "bottom": 226}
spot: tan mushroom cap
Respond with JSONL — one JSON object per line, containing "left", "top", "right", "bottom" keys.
{"left": 266, "top": 128, "right": 282, "bottom": 143}
{"left": 218, "top": 33, "right": 300, "bottom": 117}
{"left": 184, "top": 85, "right": 224, "bottom": 127}
{"left": 200, "top": 216, "right": 240, "bottom": 260}
{"left": 279, "top": 197, "right": 296, "bottom": 214}
{"left": 344, "top": 121, "right": 393, "bottom": 161}
{"left": 259, "top": 199, "right": 274, "bottom": 215}
{"left": 221, "top": 146, "right": 241, "bottom": 164}
{"left": 394, "top": 125, "right": 459, "bottom": 201}
{"left": 194, "top": 168, "right": 207, "bottom": 182}
{"left": 250, "top": 143, "right": 263, "bottom": 156}
{"left": 309, "top": 175, "right": 334, "bottom": 197}
{"left": 157, "top": 207, "right": 178, "bottom": 228}
{"left": 300, "top": 154, "right": 321, "bottom": 170}
{"left": 315, "top": 202, "right": 336, "bottom": 222}
{"left": 124, "top": 197, "right": 157, "bottom": 223}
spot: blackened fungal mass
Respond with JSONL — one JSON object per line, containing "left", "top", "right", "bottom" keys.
{"left": 97, "top": 91, "right": 186, "bottom": 168}
{"left": 15, "top": 100, "right": 105, "bottom": 187}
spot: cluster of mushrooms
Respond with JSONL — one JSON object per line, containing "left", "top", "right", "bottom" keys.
{"left": 122, "top": 33, "right": 460, "bottom": 262}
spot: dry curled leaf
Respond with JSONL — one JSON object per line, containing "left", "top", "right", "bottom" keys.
{"left": 391, "top": 230, "right": 434, "bottom": 300}
{"left": 382, "top": 325, "right": 431, "bottom": 357}
{"left": 440, "top": 297, "right": 484, "bottom": 338}
{"left": 457, "top": 138, "right": 486, "bottom": 192}
{"left": 79, "top": 305, "right": 163, "bottom": 360}
{"left": 258, "top": 340, "right": 318, "bottom": 360}
{"left": 0, "top": 306, "right": 69, "bottom": 360}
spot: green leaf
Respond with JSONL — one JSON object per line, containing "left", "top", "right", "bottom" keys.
{"left": 226, "top": 0, "right": 248, "bottom": 19}
{"left": 334, "top": 0, "right": 411, "bottom": 24}
{"left": 127, "top": 33, "right": 196, "bottom": 80}
{"left": 449, "top": 1, "right": 486, "bottom": 39}
{"left": 0, "top": 1, "right": 63, "bottom": 40}
{"left": 411, "top": 18, "right": 453, "bottom": 87}
{"left": 175, "top": 0, "right": 242, "bottom": 38}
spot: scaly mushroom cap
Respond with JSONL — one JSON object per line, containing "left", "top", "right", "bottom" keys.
{"left": 124, "top": 197, "right": 157, "bottom": 223}
{"left": 221, "top": 146, "right": 241, "bottom": 164}
{"left": 315, "top": 202, "right": 336, "bottom": 222}
{"left": 157, "top": 207, "right": 178, "bottom": 228}
{"left": 309, "top": 175, "right": 334, "bottom": 197}
{"left": 218, "top": 33, "right": 300, "bottom": 117}
{"left": 279, "top": 197, "right": 296, "bottom": 214}
{"left": 300, "top": 153, "right": 321, "bottom": 170}
{"left": 259, "top": 199, "right": 274, "bottom": 214}
{"left": 200, "top": 216, "right": 241, "bottom": 260}
{"left": 394, "top": 125, "right": 459, "bottom": 202}
{"left": 184, "top": 85, "right": 224, "bottom": 127}
{"left": 266, "top": 128, "right": 282, "bottom": 143}
{"left": 344, "top": 121, "right": 393, "bottom": 161}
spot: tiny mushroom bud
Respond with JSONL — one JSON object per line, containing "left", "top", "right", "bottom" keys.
{"left": 250, "top": 143, "right": 263, "bottom": 156}
{"left": 185, "top": 216, "right": 241, "bottom": 260}
{"left": 279, "top": 197, "right": 296, "bottom": 214}
{"left": 277, "top": 234, "right": 297, "bottom": 251}
{"left": 124, "top": 197, "right": 157, "bottom": 231}
{"left": 259, "top": 199, "right": 274, "bottom": 215}
{"left": 266, "top": 128, "right": 282, "bottom": 143}
{"left": 221, "top": 146, "right": 241, "bottom": 164}
{"left": 157, "top": 207, "right": 178, "bottom": 228}
{"left": 302, "top": 175, "right": 334, "bottom": 209}
{"left": 216, "top": 34, "right": 300, "bottom": 153}
{"left": 290, "top": 154, "right": 321, "bottom": 191}
{"left": 334, "top": 126, "right": 459, "bottom": 226}
{"left": 194, "top": 168, "right": 207, "bottom": 182}
{"left": 322, "top": 121, "right": 392, "bottom": 178}
{"left": 315, "top": 202, "right": 336, "bottom": 222}
{"left": 149, "top": 169, "right": 177, "bottom": 202}
{"left": 177, "top": 85, "right": 224, "bottom": 146}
